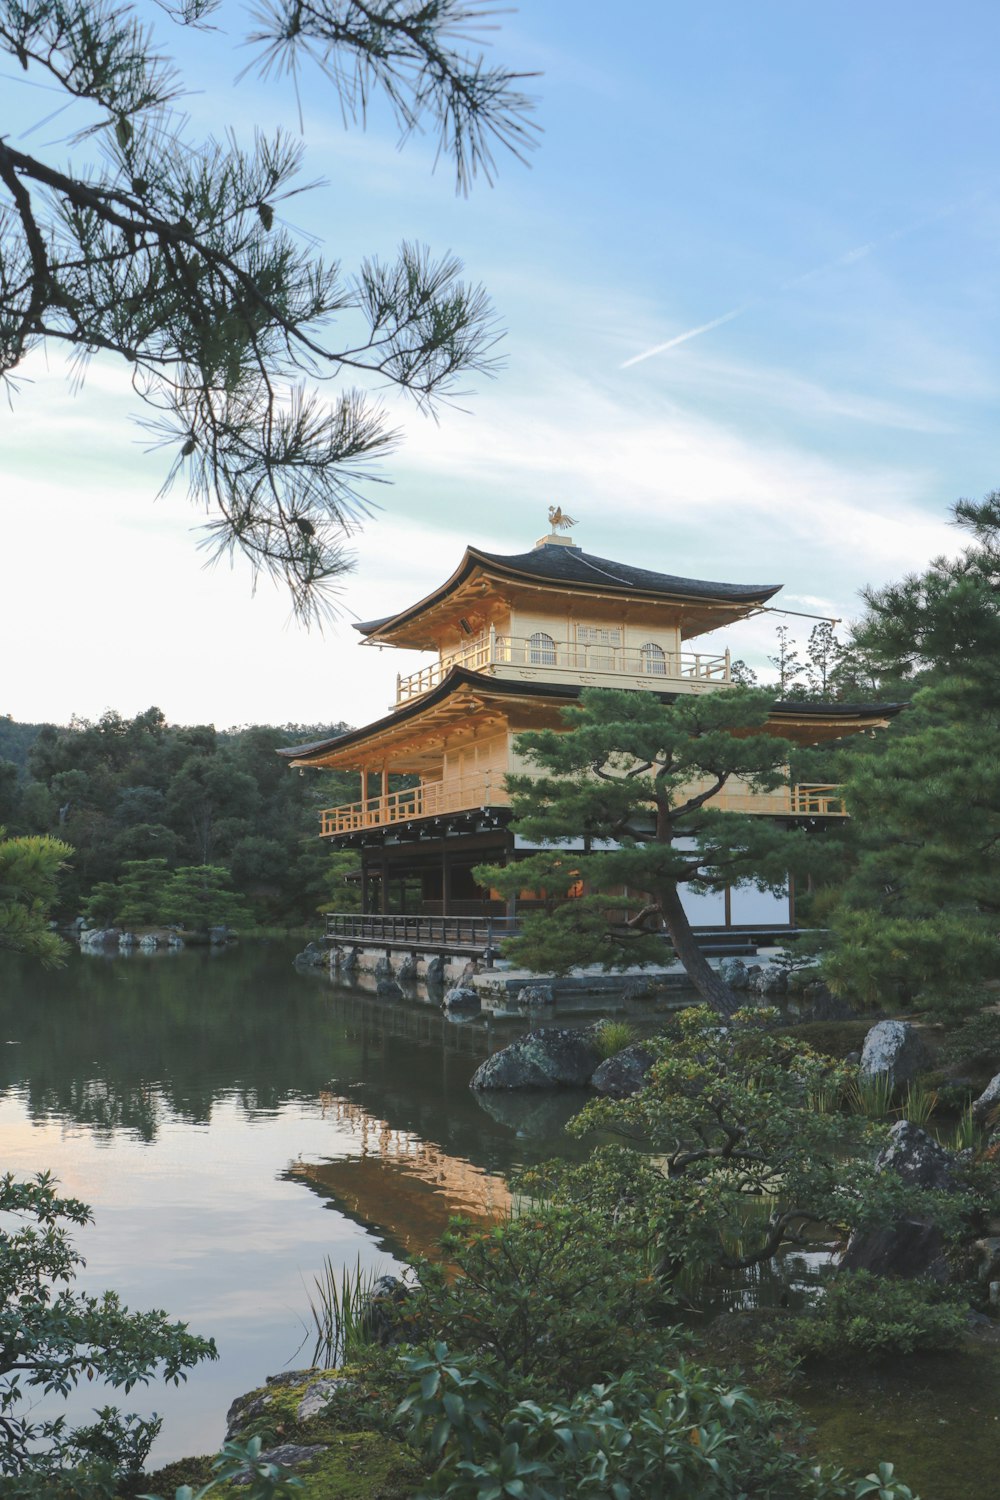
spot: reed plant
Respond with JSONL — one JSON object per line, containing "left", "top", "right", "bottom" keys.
{"left": 846, "top": 1070, "right": 896, "bottom": 1120}
{"left": 806, "top": 1078, "right": 843, "bottom": 1115}
{"left": 949, "top": 1103, "right": 980, "bottom": 1151}
{"left": 900, "top": 1081, "right": 938, "bottom": 1126}
{"left": 307, "top": 1255, "right": 384, "bottom": 1368}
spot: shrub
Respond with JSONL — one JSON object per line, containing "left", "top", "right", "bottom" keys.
{"left": 396, "top": 1344, "right": 919, "bottom": 1499}
{"left": 939, "top": 1011, "right": 1000, "bottom": 1071}
{"left": 0, "top": 1172, "right": 216, "bottom": 1495}
{"left": 787, "top": 1272, "right": 968, "bottom": 1362}
{"left": 400, "top": 1204, "right": 667, "bottom": 1394}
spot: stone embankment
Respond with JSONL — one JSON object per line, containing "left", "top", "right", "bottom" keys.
{"left": 78, "top": 924, "right": 234, "bottom": 954}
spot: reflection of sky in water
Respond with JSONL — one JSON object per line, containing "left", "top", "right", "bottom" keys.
{"left": 0, "top": 941, "right": 591, "bottom": 1466}
{"left": 1, "top": 1092, "right": 408, "bottom": 1463}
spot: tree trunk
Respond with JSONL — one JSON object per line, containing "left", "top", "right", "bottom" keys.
{"left": 657, "top": 880, "right": 739, "bottom": 1018}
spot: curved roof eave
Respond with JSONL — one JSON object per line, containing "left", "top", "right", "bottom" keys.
{"left": 353, "top": 545, "right": 782, "bottom": 642}
{"left": 277, "top": 673, "right": 906, "bottom": 765}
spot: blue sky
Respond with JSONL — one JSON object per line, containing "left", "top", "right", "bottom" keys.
{"left": 3, "top": 1, "right": 999, "bottom": 728}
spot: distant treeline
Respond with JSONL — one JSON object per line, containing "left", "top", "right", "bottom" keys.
{"left": 0, "top": 708, "right": 360, "bottom": 926}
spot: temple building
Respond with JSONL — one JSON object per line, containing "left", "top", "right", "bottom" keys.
{"left": 279, "top": 522, "right": 893, "bottom": 957}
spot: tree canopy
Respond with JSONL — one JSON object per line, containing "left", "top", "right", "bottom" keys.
{"left": 0, "top": 0, "right": 537, "bottom": 618}
{"left": 0, "top": 826, "right": 71, "bottom": 964}
{"left": 3, "top": 707, "right": 359, "bottom": 924}
{"left": 825, "top": 494, "right": 1000, "bottom": 1011}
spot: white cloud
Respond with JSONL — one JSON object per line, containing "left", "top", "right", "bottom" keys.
{"left": 0, "top": 328, "right": 961, "bottom": 731}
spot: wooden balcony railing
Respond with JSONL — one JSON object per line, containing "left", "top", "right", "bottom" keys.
{"left": 319, "top": 776, "right": 845, "bottom": 836}
{"left": 394, "top": 629, "right": 731, "bottom": 706}
{"left": 320, "top": 770, "right": 508, "bottom": 836}
{"left": 712, "top": 783, "right": 846, "bottom": 817}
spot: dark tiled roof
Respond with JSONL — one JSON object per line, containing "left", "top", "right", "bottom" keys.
{"left": 352, "top": 543, "right": 781, "bottom": 636}
{"left": 473, "top": 544, "right": 780, "bottom": 602}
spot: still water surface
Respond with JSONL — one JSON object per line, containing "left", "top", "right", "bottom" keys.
{"left": 0, "top": 941, "right": 590, "bottom": 1465}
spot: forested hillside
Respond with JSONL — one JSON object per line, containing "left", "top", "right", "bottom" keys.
{"left": 0, "top": 708, "right": 359, "bottom": 926}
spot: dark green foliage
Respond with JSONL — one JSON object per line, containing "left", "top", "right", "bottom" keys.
{"left": 0, "top": 716, "right": 50, "bottom": 778}
{"left": 159, "top": 865, "right": 254, "bottom": 930}
{"left": 478, "top": 687, "right": 820, "bottom": 1014}
{"left": 402, "top": 1205, "right": 666, "bottom": 1393}
{"left": 396, "top": 1344, "right": 919, "bottom": 1499}
{"left": 85, "top": 858, "right": 173, "bottom": 926}
{"left": 825, "top": 495, "right": 1000, "bottom": 1009}
{"left": 4, "top": 708, "right": 357, "bottom": 925}
{"left": 0, "top": 1171, "right": 216, "bottom": 1492}
{"left": 787, "top": 1273, "right": 968, "bottom": 1361}
{"left": 528, "top": 1010, "right": 981, "bottom": 1287}
{"left": 939, "top": 1011, "right": 1000, "bottom": 1071}
{"left": 0, "top": 827, "right": 71, "bottom": 965}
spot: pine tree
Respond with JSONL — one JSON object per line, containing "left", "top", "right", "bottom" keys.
{"left": 478, "top": 688, "right": 815, "bottom": 1017}
{"left": 767, "top": 623, "right": 805, "bottom": 696}
{"left": 825, "top": 494, "right": 1000, "bottom": 1009}
{"left": 0, "top": 1, "right": 536, "bottom": 619}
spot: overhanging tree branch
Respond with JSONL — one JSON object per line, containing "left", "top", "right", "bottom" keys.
{"left": 0, "top": 0, "right": 538, "bottom": 620}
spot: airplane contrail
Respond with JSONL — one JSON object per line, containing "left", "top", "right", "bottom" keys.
{"left": 619, "top": 305, "right": 752, "bottom": 368}
{"left": 620, "top": 192, "right": 986, "bottom": 371}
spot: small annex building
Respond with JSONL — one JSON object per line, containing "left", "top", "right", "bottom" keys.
{"left": 279, "top": 523, "right": 894, "bottom": 961}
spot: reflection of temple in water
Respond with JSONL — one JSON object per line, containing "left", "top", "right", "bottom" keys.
{"left": 288, "top": 1093, "right": 511, "bottom": 1261}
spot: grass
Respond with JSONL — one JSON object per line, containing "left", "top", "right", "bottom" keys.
{"left": 948, "top": 1103, "right": 982, "bottom": 1151}
{"left": 846, "top": 1070, "right": 896, "bottom": 1120}
{"left": 594, "top": 1020, "right": 636, "bottom": 1059}
{"left": 306, "top": 1256, "right": 385, "bottom": 1368}
{"left": 900, "top": 1080, "right": 938, "bottom": 1125}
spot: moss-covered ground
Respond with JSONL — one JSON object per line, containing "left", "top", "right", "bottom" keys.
{"left": 704, "top": 1311, "right": 1000, "bottom": 1500}
{"left": 797, "top": 1335, "right": 1000, "bottom": 1500}
{"left": 140, "top": 1368, "right": 426, "bottom": 1500}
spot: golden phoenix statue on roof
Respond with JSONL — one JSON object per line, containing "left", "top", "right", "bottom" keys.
{"left": 548, "top": 505, "right": 577, "bottom": 532}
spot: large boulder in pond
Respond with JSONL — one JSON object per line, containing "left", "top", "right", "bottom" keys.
{"left": 591, "top": 1043, "right": 656, "bottom": 1099}
{"left": 859, "top": 1019, "right": 930, "bottom": 1086}
{"left": 839, "top": 1121, "right": 961, "bottom": 1282}
{"left": 718, "top": 957, "right": 749, "bottom": 990}
{"left": 748, "top": 962, "right": 787, "bottom": 997}
{"left": 444, "top": 985, "right": 480, "bottom": 1012}
{"left": 471, "top": 1026, "right": 603, "bottom": 1090}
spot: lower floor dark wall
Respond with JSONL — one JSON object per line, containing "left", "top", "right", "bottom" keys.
{"left": 351, "top": 834, "right": 794, "bottom": 929}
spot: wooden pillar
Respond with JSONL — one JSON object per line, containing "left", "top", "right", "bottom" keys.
{"left": 441, "top": 844, "right": 450, "bottom": 917}
{"left": 381, "top": 763, "right": 389, "bottom": 825}
{"left": 379, "top": 850, "right": 389, "bottom": 914}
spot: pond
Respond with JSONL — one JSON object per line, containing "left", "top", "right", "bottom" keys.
{"left": 3, "top": 941, "right": 1000, "bottom": 1498}
{"left": 0, "top": 940, "right": 591, "bottom": 1466}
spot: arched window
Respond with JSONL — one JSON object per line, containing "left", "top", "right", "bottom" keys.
{"left": 528, "top": 631, "right": 557, "bottom": 666}
{"left": 641, "top": 642, "right": 667, "bottom": 676}
{"left": 493, "top": 634, "right": 510, "bottom": 663}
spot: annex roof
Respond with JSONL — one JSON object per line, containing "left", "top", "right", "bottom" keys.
{"left": 277, "top": 669, "right": 905, "bottom": 768}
